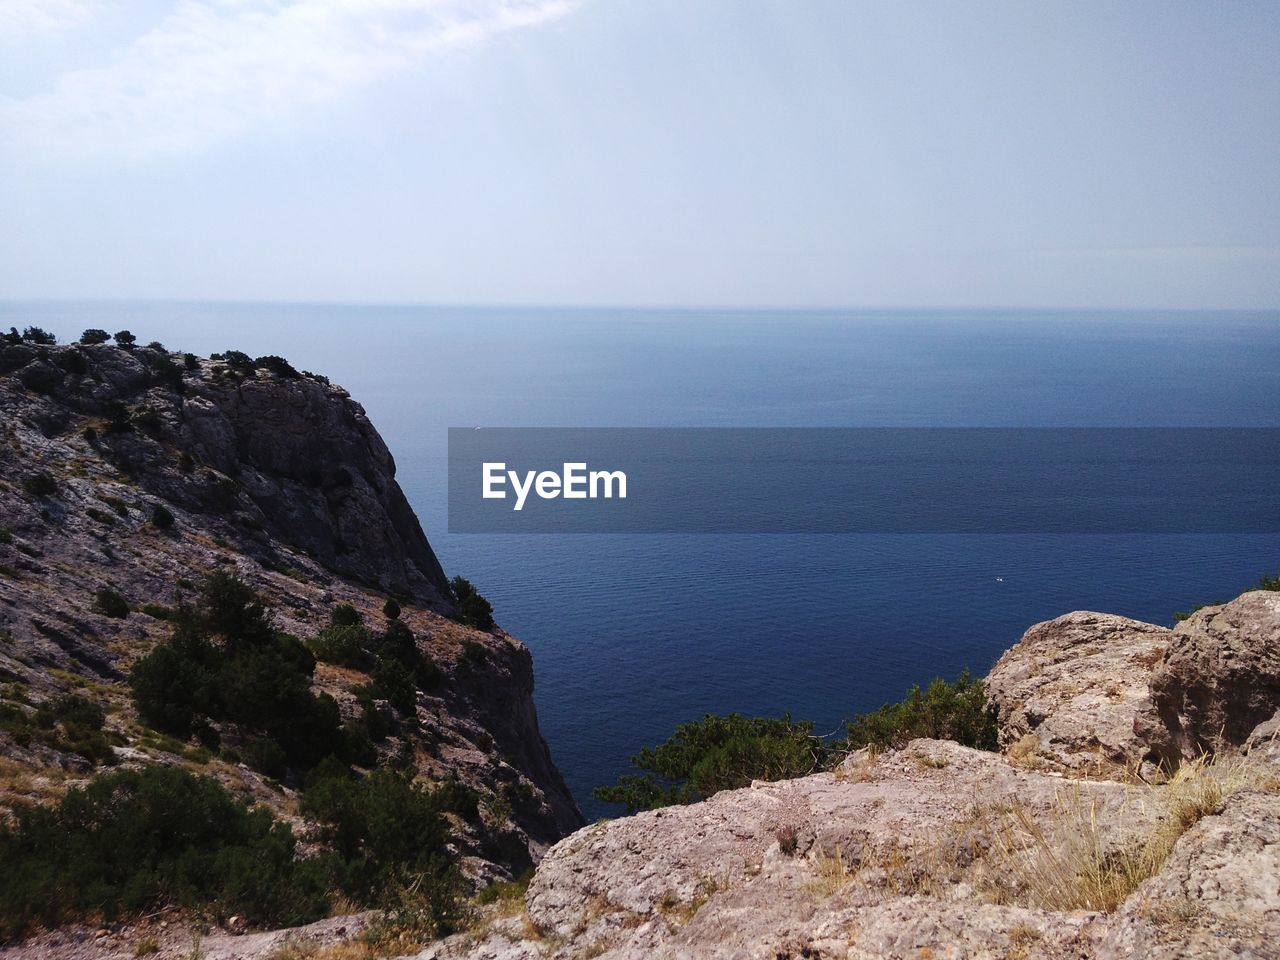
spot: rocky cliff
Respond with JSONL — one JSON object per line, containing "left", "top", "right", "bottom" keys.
{"left": 0, "top": 338, "right": 583, "bottom": 885}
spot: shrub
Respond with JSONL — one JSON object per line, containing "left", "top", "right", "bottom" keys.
{"left": 593, "top": 713, "right": 827, "bottom": 813}
{"left": 129, "top": 574, "right": 344, "bottom": 774}
{"left": 20, "top": 327, "right": 55, "bottom": 345}
{"left": 33, "top": 693, "right": 116, "bottom": 766}
{"left": 841, "top": 671, "right": 997, "bottom": 752}
{"left": 380, "top": 619, "right": 440, "bottom": 690}
{"left": 220, "top": 350, "right": 255, "bottom": 373}
{"left": 113, "top": 330, "right": 136, "bottom": 347}
{"left": 0, "top": 766, "right": 327, "bottom": 938}
{"left": 300, "top": 767, "right": 460, "bottom": 931}
{"left": 371, "top": 658, "right": 416, "bottom": 715}
{"left": 84, "top": 507, "right": 115, "bottom": 526}
{"left": 450, "top": 577, "right": 494, "bottom": 630}
{"left": 330, "top": 603, "right": 362, "bottom": 627}
{"left": 1173, "top": 569, "right": 1280, "bottom": 621}
{"left": 150, "top": 504, "right": 175, "bottom": 529}
{"left": 383, "top": 597, "right": 401, "bottom": 620}
{"left": 153, "top": 355, "right": 185, "bottom": 392}
{"left": 255, "top": 356, "right": 300, "bottom": 379}
{"left": 21, "top": 472, "right": 57, "bottom": 498}
{"left": 92, "top": 587, "right": 130, "bottom": 619}
{"left": 309, "top": 623, "right": 371, "bottom": 667}
{"left": 183, "top": 353, "right": 199, "bottom": 371}
{"left": 131, "top": 406, "right": 162, "bottom": 432}
{"left": 79, "top": 329, "right": 110, "bottom": 345}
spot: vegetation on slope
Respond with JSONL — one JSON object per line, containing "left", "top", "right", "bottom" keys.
{"left": 594, "top": 672, "right": 999, "bottom": 813}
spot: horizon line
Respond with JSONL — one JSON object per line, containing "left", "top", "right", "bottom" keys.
{"left": 1, "top": 295, "right": 1278, "bottom": 315}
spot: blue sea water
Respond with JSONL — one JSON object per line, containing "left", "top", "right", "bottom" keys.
{"left": 4, "top": 302, "right": 1280, "bottom": 819}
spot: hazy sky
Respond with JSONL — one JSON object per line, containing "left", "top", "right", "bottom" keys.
{"left": 1, "top": 0, "right": 1278, "bottom": 308}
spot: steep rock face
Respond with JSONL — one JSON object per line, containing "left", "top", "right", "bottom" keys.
{"left": 985, "top": 611, "right": 1170, "bottom": 778}
{"left": 0, "top": 340, "right": 582, "bottom": 876}
{"left": 2, "top": 341, "right": 448, "bottom": 605}
{"left": 1139, "top": 591, "right": 1280, "bottom": 766}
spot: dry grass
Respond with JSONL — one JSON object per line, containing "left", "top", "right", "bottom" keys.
{"left": 987, "top": 751, "right": 1273, "bottom": 912}
{"left": 833, "top": 744, "right": 882, "bottom": 783}
{"left": 808, "top": 845, "right": 855, "bottom": 897}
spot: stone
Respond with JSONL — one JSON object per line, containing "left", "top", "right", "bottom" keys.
{"left": 985, "top": 611, "right": 1170, "bottom": 777}
{"left": 1142, "top": 591, "right": 1280, "bottom": 765}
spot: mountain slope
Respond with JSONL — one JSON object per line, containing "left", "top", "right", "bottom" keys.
{"left": 0, "top": 335, "right": 583, "bottom": 882}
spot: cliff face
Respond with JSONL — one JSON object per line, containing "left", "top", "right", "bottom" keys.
{"left": 0, "top": 339, "right": 582, "bottom": 878}
{"left": 2, "top": 341, "right": 449, "bottom": 605}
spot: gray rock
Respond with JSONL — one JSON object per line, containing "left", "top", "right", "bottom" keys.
{"left": 1143, "top": 591, "right": 1280, "bottom": 765}
{"left": 1098, "top": 790, "right": 1280, "bottom": 960}
{"left": 986, "top": 611, "right": 1170, "bottom": 777}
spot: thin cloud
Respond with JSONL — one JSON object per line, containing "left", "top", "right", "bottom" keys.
{"left": 1, "top": 0, "right": 585, "bottom": 160}
{"left": 0, "top": 0, "right": 102, "bottom": 37}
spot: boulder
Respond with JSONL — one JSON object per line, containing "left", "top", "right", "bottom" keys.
{"left": 985, "top": 612, "right": 1170, "bottom": 777}
{"left": 1141, "top": 591, "right": 1280, "bottom": 766}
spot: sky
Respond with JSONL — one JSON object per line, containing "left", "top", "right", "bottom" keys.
{"left": 1, "top": 0, "right": 1278, "bottom": 309}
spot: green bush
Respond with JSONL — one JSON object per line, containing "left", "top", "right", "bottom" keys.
{"left": 79, "top": 329, "right": 110, "bottom": 345}
{"left": 255, "top": 356, "right": 300, "bottom": 379}
{"left": 0, "top": 766, "right": 327, "bottom": 939}
{"left": 593, "top": 713, "right": 827, "bottom": 814}
{"left": 450, "top": 577, "right": 494, "bottom": 630}
{"left": 309, "top": 623, "right": 372, "bottom": 667}
{"left": 0, "top": 693, "right": 117, "bottom": 766}
{"left": 330, "top": 603, "right": 362, "bottom": 627}
{"left": 21, "top": 327, "right": 55, "bottom": 345}
{"left": 113, "top": 330, "right": 136, "bottom": 347}
{"left": 300, "top": 766, "right": 461, "bottom": 931}
{"left": 92, "top": 587, "right": 130, "bottom": 619}
{"left": 383, "top": 597, "right": 401, "bottom": 620}
{"left": 150, "top": 504, "right": 175, "bottom": 529}
{"left": 33, "top": 693, "right": 117, "bottom": 766}
{"left": 21, "top": 472, "right": 57, "bottom": 498}
{"left": 129, "top": 574, "right": 344, "bottom": 774}
{"left": 371, "top": 658, "right": 416, "bottom": 715}
{"left": 841, "top": 670, "right": 997, "bottom": 751}
{"left": 379, "top": 619, "right": 440, "bottom": 690}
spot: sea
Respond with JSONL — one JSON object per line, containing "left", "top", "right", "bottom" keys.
{"left": 4, "top": 301, "right": 1279, "bottom": 819}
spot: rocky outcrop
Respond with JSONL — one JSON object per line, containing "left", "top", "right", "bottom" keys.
{"left": 1140, "top": 591, "right": 1280, "bottom": 766}
{"left": 0, "top": 339, "right": 582, "bottom": 877}
{"left": 1098, "top": 790, "right": 1280, "bottom": 960}
{"left": 2, "top": 340, "right": 449, "bottom": 605}
{"left": 985, "top": 612, "right": 1170, "bottom": 778}
{"left": 417, "top": 734, "right": 1280, "bottom": 960}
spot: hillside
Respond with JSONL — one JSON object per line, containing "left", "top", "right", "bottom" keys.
{"left": 0, "top": 332, "right": 583, "bottom": 901}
